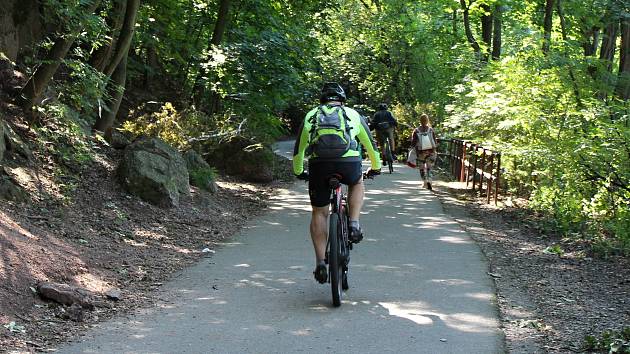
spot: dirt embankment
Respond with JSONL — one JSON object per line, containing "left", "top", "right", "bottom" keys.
{"left": 0, "top": 145, "right": 285, "bottom": 352}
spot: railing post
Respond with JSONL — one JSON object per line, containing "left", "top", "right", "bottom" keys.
{"left": 495, "top": 152, "right": 501, "bottom": 205}
{"left": 479, "top": 149, "right": 486, "bottom": 195}
{"left": 465, "top": 143, "right": 471, "bottom": 187}
{"left": 460, "top": 141, "right": 467, "bottom": 182}
{"left": 455, "top": 140, "right": 461, "bottom": 181}
{"left": 450, "top": 139, "right": 455, "bottom": 177}
{"left": 471, "top": 145, "right": 478, "bottom": 191}
{"left": 487, "top": 152, "right": 494, "bottom": 204}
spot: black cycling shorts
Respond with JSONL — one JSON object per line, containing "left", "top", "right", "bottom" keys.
{"left": 308, "top": 160, "right": 362, "bottom": 207}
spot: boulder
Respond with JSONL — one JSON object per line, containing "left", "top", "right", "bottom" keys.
{"left": 206, "top": 136, "right": 274, "bottom": 183}
{"left": 0, "top": 169, "right": 27, "bottom": 203}
{"left": 183, "top": 149, "right": 217, "bottom": 193}
{"left": 0, "top": 120, "right": 5, "bottom": 162}
{"left": 0, "top": 119, "right": 31, "bottom": 161}
{"left": 118, "top": 137, "right": 190, "bottom": 207}
{"left": 107, "top": 129, "right": 132, "bottom": 149}
{"left": 37, "top": 282, "right": 94, "bottom": 310}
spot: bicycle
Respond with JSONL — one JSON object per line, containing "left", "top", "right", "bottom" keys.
{"left": 297, "top": 170, "right": 378, "bottom": 307}
{"left": 374, "top": 122, "right": 395, "bottom": 174}
{"left": 326, "top": 173, "right": 350, "bottom": 307}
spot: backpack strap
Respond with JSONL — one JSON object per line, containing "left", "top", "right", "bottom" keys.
{"left": 338, "top": 106, "right": 353, "bottom": 135}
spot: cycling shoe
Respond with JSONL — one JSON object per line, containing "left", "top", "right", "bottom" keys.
{"left": 313, "top": 264, "right": 327, "bottom": 284}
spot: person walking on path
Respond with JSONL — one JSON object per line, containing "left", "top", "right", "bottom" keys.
{"left": 372, "top": 103, "right": 398, "bottom": 162}
{"left": 292, "top": 82, "right": 381, "bottom": 283}
{"left": 411, "top": 113, "right": 438, "bottom": 190}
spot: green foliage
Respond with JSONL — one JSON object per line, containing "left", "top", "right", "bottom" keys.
{"left": 122, "top": 103, "right": 192, "bottom": 149}
{"left": 189, "top": 167, "right": 217, "bottom": 191}
{"left": 34, "top": 103, "right": 95, "bottom": 167}
{"left": 584, "top": 327, "right": 630, "bottom": 353}
{"left": 391, "top": 102, "right": 441, "bottom": 149}
{"left": 57, "top": 58, "right": 109, "bottom": 115}
{"left": 542, "top": 244, "right": 564, "bottom": 256}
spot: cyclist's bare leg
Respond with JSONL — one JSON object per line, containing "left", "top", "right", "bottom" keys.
{"left": 348, "top": 180, "right": 364, "bottom": 221}
{"left": 310, "top": 206, "right": 329, "bottom": 262}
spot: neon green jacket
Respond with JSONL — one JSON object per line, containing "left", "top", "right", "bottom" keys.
{"left": 293, "top": 104, "right": 382, "bottom": 175}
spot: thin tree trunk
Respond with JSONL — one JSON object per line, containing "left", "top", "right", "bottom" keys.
{"left": 192, "top": 0, "right": 231, "bottom": 110}
{"left": 542, "top": 0, "right": 554, "bottom": 55}
{"left": 89, "top": 0, "right": 127, "bottom": 72}
{"left": 616, "top": 16, "right": 630, "bottom": 100}
{"left": 103, "top": 0, "right": 140, "bottom": 77}
{"left": 492, "top": 4, "right": 502, "bottom": 60}
{"left": 481, "top": 4, "right": 493, "bottom": 60}
{"left": 556, "top": 0, "right": 582, "bottom": 107}
{"left": 93, "top": 49, "right": 129, "bottom": 133}
{"left": 460, "top": 0, "right": 481, "bottom": 57}
{"left": 582, "top": 26, "right": 600, "bottom": 56}
{"left": 20, "top": 0, "right": 102, "bottom": 111}
{"left": 599, "top": 20, "right": 618, "bottom": 72}
{"left": 452, "top": 10, "right": 458, "bottom": 46}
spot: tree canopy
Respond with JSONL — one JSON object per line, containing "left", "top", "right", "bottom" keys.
{"left": 1, "top": 0, "right": 629, "bottom": 253}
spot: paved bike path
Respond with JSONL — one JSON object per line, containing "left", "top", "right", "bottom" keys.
{"left": 59, "top": 141, "right": 503, "bottom": 353}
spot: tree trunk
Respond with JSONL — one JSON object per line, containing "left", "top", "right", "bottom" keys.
{"left": 89, "top": 0, "right": 127, "bottom": 72}
{"left": 491, "top": 4, "right": 502, "bottom": 60}
{"left": 542, "top": 0, "right": 554, "bottom": 55}
{"left": 556, "top": 0, "right": 582, "bottom": 107}
{"left": 481, "top": 3, "right": 493, "bottom": 60}
{"left": 93, "top": 49, "right": 129, "bottom": 133}
{"left": 582, "top": 26, "right": 600, "bottom": 56}
{"left": 616, "top": 16, "right": 630, "bottom": 100}
{"left": 460, "top": 0, "right": 481, "bottom": 57}
{"left": 20, "top": 0, "right": 102, "bottom": 112}
{"left": 599, "top": 20, "right": 618, "bottom": 72}
{"left": 103, "top": 0, "right": 140, "bottom": 77}
{"left": 192, "top": 0, "right": 232, "bottom": 110}
{"left": 452, "top": 10, "right": 458, "bottom": 45}
{"left": 210, "top": 0, "right": 230, "bottom": 46}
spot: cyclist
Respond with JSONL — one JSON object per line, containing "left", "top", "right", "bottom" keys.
{"left": 293, "top": 82, "right": 381, "bottom": 284}
{"left": 411, "top": 113, "right": 439, "bottom": 190}
{"left": 372, "top": 103, "right": 398, "bottom": 162}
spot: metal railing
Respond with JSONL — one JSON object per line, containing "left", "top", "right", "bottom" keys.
{"left": 442, "top": 139, "right": 502, "bottom": 205}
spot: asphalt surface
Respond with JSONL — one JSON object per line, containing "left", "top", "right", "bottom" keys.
{"left": 59, "top": 140, "right": 503, "bottom": 354}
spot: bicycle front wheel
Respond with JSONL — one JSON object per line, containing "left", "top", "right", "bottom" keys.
{"left": 329, "top": 212, "right": 343, "bottom": 307}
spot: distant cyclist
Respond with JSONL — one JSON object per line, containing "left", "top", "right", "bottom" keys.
{"left": 293, "top": 82, "right": 381, "bottom": 284}
{"left": 372, "top": 103, "right": 398, "bottom": 162}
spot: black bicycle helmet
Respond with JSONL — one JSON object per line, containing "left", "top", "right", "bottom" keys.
{"left": 377, "top": 103, "right": 388, "bottom": 110}
{"left": 320, "top": 82, "right": 346, "bottom": 103}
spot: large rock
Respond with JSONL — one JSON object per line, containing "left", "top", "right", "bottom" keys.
{"left": 118, "top": 137, "right": 190, "bottom": 207}
{"left": 206, "top": 136, "right": 274, "bottom": 183}
{"left": 183, "top": 149, "right": 217, "bottom": 193}
{"left": 0, "top": 119, "right": 31, "bottom": 162}
{"left": 0, "top": 168, "right": 27, "bottom": 203}
{"left": 0, "top": 120, "right": 5, "bottom": 162}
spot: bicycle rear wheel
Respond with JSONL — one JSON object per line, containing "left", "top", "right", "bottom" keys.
{"left": 329, "top": 212, "right": 343, "bottom": 307}
{"left": 384, "top": 140, "right": 393, "bottom": 174}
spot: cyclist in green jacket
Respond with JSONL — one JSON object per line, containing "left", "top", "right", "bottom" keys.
{"left": 293, "top": 82, "right": 381, "bottom": 283}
